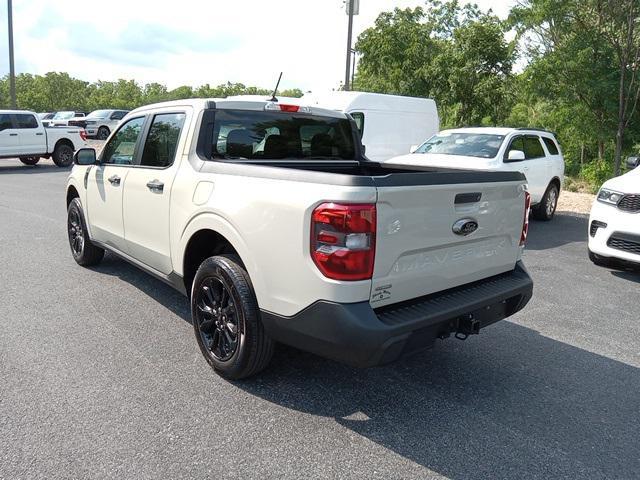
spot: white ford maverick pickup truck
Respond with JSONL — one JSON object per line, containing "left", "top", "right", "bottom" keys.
{"left": 66, "top": 98, "right": 533, "bottom": 379}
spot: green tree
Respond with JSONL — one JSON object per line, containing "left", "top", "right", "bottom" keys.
{"left": 511, "top": 0, "right": 640, "bottom": 175}
{"left": 0, "top": 73, "right": 303, "bottom": 112}
{"left": 354, "top": 1, "right": 515, "bottom": 126}
{"left": 142, "top": 83, "right": 169, "bottom": 105}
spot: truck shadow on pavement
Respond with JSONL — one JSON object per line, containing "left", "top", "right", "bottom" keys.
{"left": 611, "top": 270, "right": 640, "bottom": 282}
{"left": 92, "top": 253, "right": 192, "bottom": 321}
{"left": 93, "top": 243, "right": 638, "bottom": 479}
{"left": 240, "top": 326, "right": 639, "bottom": 479}
{"left": 526, "top": 213, "right": 588, "bottom": 250}
{"left": 0, "top": 164, "right": 68, "bottom": 174}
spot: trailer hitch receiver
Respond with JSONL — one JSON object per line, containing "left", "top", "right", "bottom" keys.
{"left": 455, "top": 314, "right": 480, "bottom": 340}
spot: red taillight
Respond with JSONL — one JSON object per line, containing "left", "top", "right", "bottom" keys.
{"left": 520, "top": 191, "right": 531, "bottom": 246}
{"left": 311, "top": 203, "right": 376, "bottom": 281}
{"left": 79, "top": 129, "right": 87, "bottom": 141}
{"left": 278, "top": 104, "right": 300, "bottom": 112}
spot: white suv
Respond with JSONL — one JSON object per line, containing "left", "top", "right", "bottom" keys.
{"left": 588, "top": 157, "right": 640, "bottom": 269}
{"left": 385, "top": 127, "right": 565, "bottom": 220}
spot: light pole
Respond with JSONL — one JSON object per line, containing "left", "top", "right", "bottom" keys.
{"left": 7, "top": 0, "right": 16, "bottom": 108}
{"left": 344, "top": 0, "right": 359, "bottom": 91}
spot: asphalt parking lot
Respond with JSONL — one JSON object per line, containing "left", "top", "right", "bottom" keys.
{"left": 1, "top": 158, "right": 639, "bottom": 480}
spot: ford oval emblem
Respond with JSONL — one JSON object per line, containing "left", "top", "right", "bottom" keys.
{"left": 452, "top": 218, "right": 478, "bottom": 236}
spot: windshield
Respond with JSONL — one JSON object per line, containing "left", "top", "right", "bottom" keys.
{"left": 87, "top": 110, "right": 110, "bottom": 119}
{"left": 415, "top": 132, "right": 505, "bottom": 159}
{"left": 53, "top": 111, "right": 75, "bottom": 120}
{"left": 210, "top": 109, "right": 356, "bottom": 161}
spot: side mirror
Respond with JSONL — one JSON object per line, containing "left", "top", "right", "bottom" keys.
{"left": 410, "top": 144, "right": 420, "bottom": 154}
{"left": 627, "top": 156, "right": 639, "bottom": 170}
{"left": 506, "top": 150, "right": 525, "bottom": 162}
{"left": 74, "top": 148, "right": 97, "bottom": 166}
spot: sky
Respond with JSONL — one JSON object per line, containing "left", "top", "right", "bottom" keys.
{"left": 0, "top": 0, "right": 515, "bottom": 93}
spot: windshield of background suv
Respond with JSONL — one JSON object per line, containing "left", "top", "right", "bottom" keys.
{"left": 415, "top": 132, "right": 505, "bottom": 158}
{"left": 87, "top": 110, "right": 110, "bottom": 119}
{"left": 53, "top": 111, "right": 74, "bottom": 120}
{"left": 210, "top": 109, "right": 356, "bottom": 161}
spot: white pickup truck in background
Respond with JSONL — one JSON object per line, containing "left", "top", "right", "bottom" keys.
{"left": 0, "top": 110, "right": 87, "bottom": 167}
{"left": 65, "top": 97, "right": 533, "bottom": 379}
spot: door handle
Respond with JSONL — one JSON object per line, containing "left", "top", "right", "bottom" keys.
{"left": 108, "top": 175, "right": 121, "bottom": 186}
{"left": 146, "top": 179, "right": 164, "bottom": 193}
{"left": 36, "top": 132, "right": 44, "bottom": 136}
{"left": 9, "top": 133, "right": 18, "bottom": 136}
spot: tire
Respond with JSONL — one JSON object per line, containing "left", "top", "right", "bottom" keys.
{"left": 191, "top": 254, "right": 274, "bottom": 380}
{"left": 53, "top": 143, "right": 74, "bottom": 167}
{"left": 97, "top": 126, "right": 110, "bottom": 140}
{"left": 67, "top": 198, "right": 105, "bottom": 266}
{"left": 19, "top": 156, "right": 40, "bottom": 166}
{"left": 532, "top": 183, "right": 559, "bottom": 221}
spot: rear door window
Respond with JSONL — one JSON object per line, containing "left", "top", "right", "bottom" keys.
{"left": 111, "top": 111, "right": 127, "bottom": 120}
{"left": 523, "top": 136, "right": 546, "bottom": 159}
{"left": 14, "top": 114, "right": 39, "bottom": 129}
{"left": 542, "top": 137, "right": 559, "bottom": 155}
{"left": 140, "top": 113, "right": 186, "bottom": 168}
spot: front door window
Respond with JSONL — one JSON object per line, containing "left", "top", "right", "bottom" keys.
{"left": 101, "top": 117, "right": 145, "bottom": 165}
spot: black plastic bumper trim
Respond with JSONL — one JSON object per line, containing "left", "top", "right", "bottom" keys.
{"left": 260, "top": 261, "right": 533, "bottom": 368}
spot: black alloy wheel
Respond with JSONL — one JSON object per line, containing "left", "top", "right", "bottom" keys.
{"left": 195, "top": 276, "right": 240, "bottom": 362}
{"left": 68, "top": 207, "right": 85, "bottom": 256}
{"left": 66, "top": 198, "right": 104, "bottom": 266}
{"left": 191, "top": 255, "right": 274, "bottom": 379}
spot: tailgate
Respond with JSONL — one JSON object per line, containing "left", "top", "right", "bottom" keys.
{"left": 371, "top": 179, "right": 526, "bottom": 307}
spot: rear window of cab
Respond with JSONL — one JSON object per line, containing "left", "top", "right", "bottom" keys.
{"left": 209, "top": 109, "right": 356, "bottom": 161}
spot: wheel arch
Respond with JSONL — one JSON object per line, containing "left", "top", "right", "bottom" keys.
{"left": 55, "top": 138, "right": 75, "bottom": 151}
{"left": 66, "top": 184, "right": 80, "bottom": 207}
{"left": 178, "top": 215, "right": 258, "bottom": 297}
{"left": 549, "top": 176, "right": 562, "bottom": 191}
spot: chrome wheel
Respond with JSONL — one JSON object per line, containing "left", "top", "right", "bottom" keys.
{"left": 68, "top": 209, "right": 84, "bottom": 256}
{"left": 546, "top": 187, "right": 558, "bottom": 217}
{"left": 195, "top": 276, "right": 240, "bottom": 362}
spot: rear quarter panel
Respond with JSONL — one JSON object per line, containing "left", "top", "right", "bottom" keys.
{"left": 172, "top": 165, "right": 377, "bottom": 317}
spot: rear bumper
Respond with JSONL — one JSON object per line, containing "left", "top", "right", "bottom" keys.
{"left": 261, "top": 261, "right": 533, "bottom": 367}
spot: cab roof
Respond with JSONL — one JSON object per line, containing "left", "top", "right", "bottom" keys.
{"left": 129, "top": 96, "right": 346, "bottom": 119}
{"left": 440, "top": 127, "right": 556, "bottom": 138}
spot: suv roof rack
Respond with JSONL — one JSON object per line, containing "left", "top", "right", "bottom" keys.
{"left": 515, "top": 127, "right": 554, "bottom": 135}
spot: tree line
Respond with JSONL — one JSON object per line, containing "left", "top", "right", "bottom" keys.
{"left": 355, "top": 0, "right": 640, "bottom": 189}
{"left": 0, "top": 72, "right": 303, "bottom": 115}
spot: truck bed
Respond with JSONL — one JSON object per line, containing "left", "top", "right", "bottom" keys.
{"left": 198, "top": 158, "right": 525, "bottom": 187}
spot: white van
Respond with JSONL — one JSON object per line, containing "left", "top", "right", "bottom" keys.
{"left": 302, "top": 91, "right": 439, "bottom": 162}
